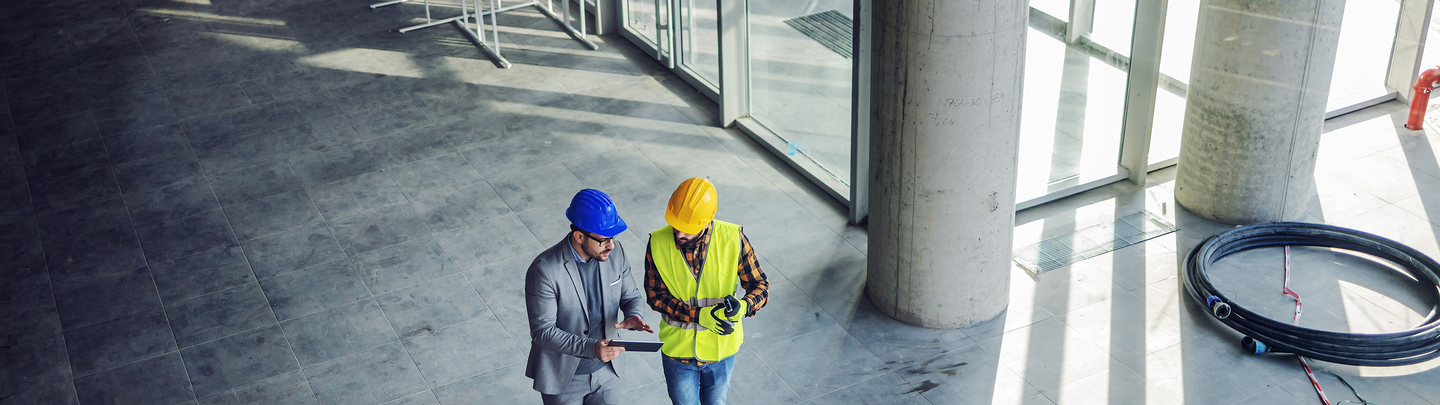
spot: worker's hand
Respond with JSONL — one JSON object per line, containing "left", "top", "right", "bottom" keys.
{"left": 721, "top": 296, "right": 748, "bottom": 320}
{"left": 698, "top": 304, "right": 723, "bottom": 331}
{"left": 616, "top": 315, "right": 654, "bottom": 334}
{"left": 594, "top": 339, "right": 625, "bottom": 362}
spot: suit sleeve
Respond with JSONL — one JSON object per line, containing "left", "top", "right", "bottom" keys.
{"left": 525, "top": 260, "right": 598, "bottom": 359}
{"left": 616, "top": 241, "right": 646, "bottom": 320}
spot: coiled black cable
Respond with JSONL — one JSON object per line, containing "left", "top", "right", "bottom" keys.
{"left": 1183, "top": 222, "right": 1440, "bottom": 366}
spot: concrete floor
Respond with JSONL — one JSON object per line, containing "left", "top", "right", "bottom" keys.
{"left": 1, "top": 0, "right": 1439, "bottom": 405}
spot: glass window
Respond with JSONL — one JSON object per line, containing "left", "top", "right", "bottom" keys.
{"left": 1328, "top": 0, "right": 1401, "bottom": 108}
{"left": 1148, "top": 0, "right": 1201, "bottom": 166}
{"left": 747, "top": 1, "right": 855, "bottom": 184}
{"left": 626, "top": 0, "right": 664, "bottom": 46}
{"left": 679, "top": 0, "right": 719, "bottom": 86}
{"left": 1015, "top": 4, "right": 1137, "bottom": 202}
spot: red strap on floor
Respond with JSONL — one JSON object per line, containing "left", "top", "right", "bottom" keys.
{"left": 1285, "top": 246, "right": 1331, "bottom": 405}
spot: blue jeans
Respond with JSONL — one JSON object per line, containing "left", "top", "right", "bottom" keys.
{"left": 662, "top": 355, "right": 735, "bottom": 405}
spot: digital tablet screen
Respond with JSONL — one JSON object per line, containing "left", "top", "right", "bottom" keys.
{"left": 609, "top": 340, "right": 664, "bottom": 352}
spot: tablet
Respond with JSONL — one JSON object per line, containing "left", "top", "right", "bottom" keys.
{"left": 609, "top": 340, "right": 664, "bottom": 352}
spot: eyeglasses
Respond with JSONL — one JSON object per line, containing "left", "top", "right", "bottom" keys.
{"left": 584, "top": 232, "right": 614, "bottom": 246}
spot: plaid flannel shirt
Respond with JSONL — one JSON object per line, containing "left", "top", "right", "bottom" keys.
{"left": 643, "top": 225, "right": 769, "bottom": 365}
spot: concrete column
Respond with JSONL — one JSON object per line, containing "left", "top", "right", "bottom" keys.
{"left": 865, "top": 0, "right": 1025, "bottom": 329}
{"left": 1175, "top": 0, "right": 1344, "bottom": 225}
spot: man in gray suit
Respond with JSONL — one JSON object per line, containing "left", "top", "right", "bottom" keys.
{"left": 526, "top": 189, "right": 653, "bottom": 405}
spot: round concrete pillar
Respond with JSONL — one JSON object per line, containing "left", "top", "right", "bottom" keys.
{"left": 1175, "top": 0, "right": 1344, "bottom": 225}
{"left": 865, "top": 0, "right": 1025, "bottom": 328}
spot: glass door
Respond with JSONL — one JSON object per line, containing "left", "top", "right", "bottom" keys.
{"left": 620, "top": 0, "right": 720, "bottom": 100}
{"left": 746, "top": 0, "right": 856, "bottom": 185}
{"left": 1013, "top": 0, "right": 1139, "bottom": 204}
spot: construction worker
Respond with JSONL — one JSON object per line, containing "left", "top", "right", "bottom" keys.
{"left": 645, "top": 177, "right": 769, "bottom": 405}
{"left": 525, "top": 189, "right": 653, "bottom": 405}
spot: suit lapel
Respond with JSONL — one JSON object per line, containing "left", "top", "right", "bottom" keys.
{"left": 562, "top": 260, "right": 588, "bottom": 324}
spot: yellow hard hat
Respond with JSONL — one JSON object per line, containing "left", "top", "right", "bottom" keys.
{"left": 665, "top": 177, "right": 717, "bottom": 234}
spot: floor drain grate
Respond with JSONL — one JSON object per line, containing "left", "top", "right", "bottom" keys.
{"left": 783, "top": 10, "right": 853, "bottom": 59}
{"left": 1013, "top": 210, "right": 1179, "bottom": 275}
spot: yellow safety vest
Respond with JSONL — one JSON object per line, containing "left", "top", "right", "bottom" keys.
{"left": 650, "top": 220, "right": 744, "bottom": 362}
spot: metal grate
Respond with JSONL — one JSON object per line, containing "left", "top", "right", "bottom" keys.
{"left": 1013, "top": 211, "right": 1179, "bottom": 275}
{"left": 783, "top": 10, "right": 853, "bottom": 59}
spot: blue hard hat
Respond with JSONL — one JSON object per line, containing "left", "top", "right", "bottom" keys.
{"left": 566, "top": 189, "right": 628, "bottom": 238}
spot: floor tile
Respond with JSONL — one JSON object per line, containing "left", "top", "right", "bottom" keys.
{"left": 381, "top": 390, "right": 440, "bottom": 405}
{"left": 0, "top": 239, "right": 49, "bottom": 302}
{"left": 307, "top": 170, "right": 407, "bottom": 220}
{"left": 196, "top": 370, "right": 317, "bottom": 405}
{"left": 514, "top": 200, "right": 570, "bottom": 245}
{"left": 0, "top": 378, "right": 81, "bottom": 405}
{"left": 135, "top": 208, "right": 240, "bottom": 264}
{"left": 434, "top": 111, "right": 531, "bottom": 150}
{"left": 486, "top": 163, "right": 584, "bottom": 214}
{"left": 63, "top": 308, "right": 177, "bottom": 377}
{"left": 1233, "top": 386, "right": 1306, "bottom": 405}
{"left": 326, "top": 76, "right": 413, "bottom": 114}
{"left": 1121, "top": 322, "right": 1297, "bottom": 404}
{"left": 259, "top": 259, "right": 370, "bottom": 321}
{"left": 54, "top": 266, "right": 161, "bottom": 329}
{"left": 281, "top": 298, "right": 397, "bottom": 367}
{"left": 165, "top": 281, "right": 276, "bottom": 348}
{"left": 112, "top": 151, "right": 204, "bottom": 195}
{"left": 433, "top": 213, "right": 544, "bottom": 271}
{"left": 169, "top": 84, "right": 254, "bottom": 119}
{"left": 809, "top": 372, "right": 927, "bottom": 405}
{"left": 376, "top": 274, "right": 488, "bottom": 338}
{"left": 754, "top": 324, "right": 891, "bottom": 400}
{"left": 75, "top": 351, "right": 195, "bottom": 405}
{"left": 222, "top": 189, "right": 322, "bottom": 241}
{"left": 560, "top": 145, "right": 673, "bottom": 192}
{"left": 431, "top": 363, "right": 541, "bottom": 405}
{"left": 13, "top": 111, "right": 101, "bottom": 155}
{"left": 895, "top": 342, "right": 1042, "bottom": 405}
{"left": 150, "top": 245, "right": 255, "bottom": 304}
{"left": 181, "top": 107, "right": 272, "bottom": 149}
{"left": 240, "top": 70, "right": 328, "bottom": 104}
{"left": 347, "top": 102, "right": 436, "bottom": 140}
{"left": 330, "top": 203, "right": 432, "bottom": 255}
{"left": 263, "top": 93, "right": 344, "bottom": 130}
{"left": 458, "top": 135, "right": 558, "bottom": 179}
{"left": 207, "top": 161, "right": 305, "bottom": 205}
{"left": 44, "top": 235, "right": 148, "bottom": 287}
{"left": 975, "top": 317, "right": 1113, "bottom": 394}
{"left": 124, "top": 177, "right": 222, "bottom": 227}
{"left": 28, "top": 167, "right": 121, "bottom": 214}
{"left": 385, "top": 152, "right": 487, "bottom": 198}
{"left": 21, "top": 139, "right": 110, "bottom": 182}
{"left": 194, "top": 132, "right": 287, "bottom": 176}
{"left": 100, "top": 124, "right": 190, "bottom": 166}
{"left": 462, "top": 253, "right": 539, "bottom": 346}
{"left": 271, "top": 116, "right": 358, "bottom": 154}
{"left": 401, "top": 314, "right": 524, "bottom": 387}
{"left": 287, "top": 141, "right": 382, "bottom": 188}
{"left": 180, "top": 325, "right": 298, "bottom": 398}
{"left": 240, "top": 221, "right": 348, "bottom": 279}
{"left": 0, "top": 330, "right": 72, "bottom": 398}
{"left": 364, "top": 126, "right": 458, "bottom": 168}
{"left": 408, "top": 182, "right": 512, "bottom": 232}
{"left": 303, "top": 342, "right": 428, "bottom": 405}
{"left": 723, "top": 351, "right": 807, "bottom": 405}
{"left": 1059, "top": 290, "right": 1183, "bottom": 366}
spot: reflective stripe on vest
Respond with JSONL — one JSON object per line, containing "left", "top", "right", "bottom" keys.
{"left": 650, "top": 221, "right": 744, "bottom": 362}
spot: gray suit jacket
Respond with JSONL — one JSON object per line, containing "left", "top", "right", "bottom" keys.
{"left": 524, "top": 237, "right": 646, "bottom": 395}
